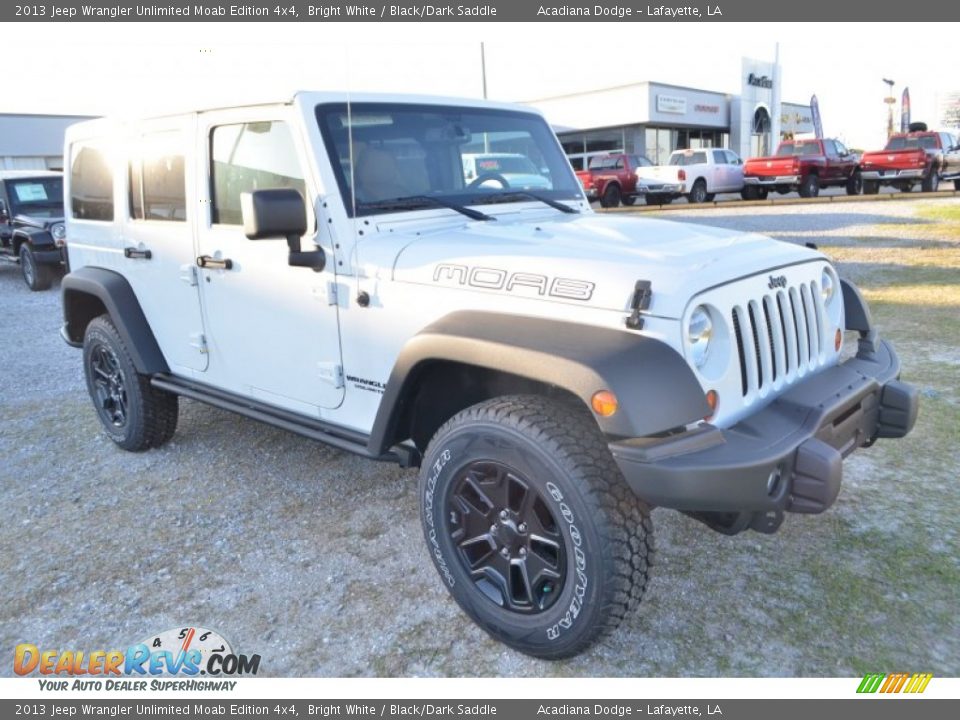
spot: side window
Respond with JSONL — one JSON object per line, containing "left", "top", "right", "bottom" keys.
{"left": 823, "top": 140, "right": 838, "bottom": 156}
{"left": 70, "top": 143, "right": 114, "bottom": 221}
{"left": 129, "top": 132, "right": 186, "bottom": 222}
{"left": 210, "top": 121, "right": 306, "bottom": 225}
{"left": 725, "top": 150, "right": 740, "bottom": 164}
{"left": 712, "top": 150, "right": 727, "bottom": 164}
{"left": 835, "top": 141, "right": 849, "bottom": 156}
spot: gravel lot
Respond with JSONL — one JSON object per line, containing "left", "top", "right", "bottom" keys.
{"left": 2, "top": 197, "right": 958, "bottom": 677}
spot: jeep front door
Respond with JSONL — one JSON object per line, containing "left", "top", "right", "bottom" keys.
{"left": 194, "top": 110, "right": 344, "bottom": 414}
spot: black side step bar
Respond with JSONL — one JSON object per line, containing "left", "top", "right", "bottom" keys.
{"left": 150, "top": 374, "right": 419, "bottom": 467}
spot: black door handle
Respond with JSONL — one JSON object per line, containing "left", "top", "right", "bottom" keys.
{"left": 124, "top": 247, "right": 152, "bottom": 260}
{"left": 197, "top": 255, "right": 233, "bottom": 270}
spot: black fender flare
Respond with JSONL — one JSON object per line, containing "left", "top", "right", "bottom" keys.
{"left": 12, "top": 227, "right": 55, "bottom": 253}
{"left": 61, "top": 266, "right": 169, "bottom": 374}
{"left": 368, "top": 311, "right": 709, "bottom": 454}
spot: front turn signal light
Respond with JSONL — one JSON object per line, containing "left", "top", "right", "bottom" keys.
{"left": 704, "top": 389, "right": 719, "bottom": 420}
{"left": 591, "top": 390, "right": 619, "bottom": 417}
{"left": 835, "top": 328, "right": 843, "bottom": 352}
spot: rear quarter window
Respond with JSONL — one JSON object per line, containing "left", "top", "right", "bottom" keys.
{"left": 70, "top": 143, "right": 114, "bottom": 221}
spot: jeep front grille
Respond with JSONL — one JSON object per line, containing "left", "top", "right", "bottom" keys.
{"left": 730, "top": 281, "right": 826, "bottom": 397}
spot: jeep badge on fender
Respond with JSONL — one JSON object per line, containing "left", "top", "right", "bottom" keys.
{"left": 60, "top": 92, "right": 918, "bottom": 659}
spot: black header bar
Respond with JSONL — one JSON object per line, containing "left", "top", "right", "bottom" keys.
{"left": 5, "top": 0, "right": 960, "bottom": 22}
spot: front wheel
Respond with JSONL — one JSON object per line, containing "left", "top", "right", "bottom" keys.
{"left": 863, "top": 180, "right": 880, "bottom": 195}
{"left": 922, "top": 168, "right": 939, "bottom": 193}
{"left": 600, "top": 184, "right": 622, "bottom": 208}
{"left": 741, "top": 186, "right": 759, "bottom": 200}
{"left": 846, "top": 170, "right": 863, "bottom": 196}
{"left": 19, "top": 245, "right": 53, "bottom": 291}
{"left": 419, "top": 395, "right": 654, "bottom": 659}
{"left": 83, "top": 315, "right": 179, "bottom": 451}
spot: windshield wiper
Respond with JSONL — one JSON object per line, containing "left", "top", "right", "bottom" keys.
{"left": 479, "top": 191, "right": 579, "bottom": 214}
{"left": 360, "top": 195, "right": 494, "bottom": 221}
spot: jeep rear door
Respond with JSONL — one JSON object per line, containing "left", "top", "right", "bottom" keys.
{"left": 121, "top": 118, "right": 209, "bottom": 373}
{"left": 194, "top": 106, "right": 345, "bottom": 414}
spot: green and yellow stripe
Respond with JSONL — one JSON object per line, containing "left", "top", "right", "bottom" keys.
{"left": 857, "top": 672, "right": 933, "bottom": 694}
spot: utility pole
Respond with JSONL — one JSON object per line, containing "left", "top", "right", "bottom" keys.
{"left": 480, "top": 42, "right": 488, "bottom": 99}
{"left": 883, "top": 78, "right": 895, "bottom": 138}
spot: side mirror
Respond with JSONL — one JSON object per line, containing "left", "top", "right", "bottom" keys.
{"left": 241, "top": 188, "right": 325, "bottom": 272}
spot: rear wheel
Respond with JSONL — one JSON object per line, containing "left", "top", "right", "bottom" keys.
{"left": 921, "top": 168, "right": 939, "bottom": 193}
{"left": 600, "top": 184, "right": 622, "bottom": 208}
{"left": 687, "top": 180, "right": 708, "bottom": 204}
{"left": 83, "top": 315, "right": 179, "bottom": 451}
{"left": 863, "top": 180, "right": 880, "bottom": 195}
{"left": 846, "top": 170, "right": 863, "bottom": 196}
{"left": 954, "top": 179, "right": 960, "bottom": 191}
{"left": 19, "top": 244, "right": 53, "bottom": 291}
{"left": 798, "top": 174, "right": 819, "bottom": 198}
{"left": 703, "top": 193, "right": 716, "bottom": 202}
{"left": 419, "top": 395, "right": 654, "bottom": 659}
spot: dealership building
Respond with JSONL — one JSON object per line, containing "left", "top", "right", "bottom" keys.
{"left": 527, "top": 57, "right": 814, "bottom": 169}
{"left": 0, "top": 113, "right": 93, "bottom": 172}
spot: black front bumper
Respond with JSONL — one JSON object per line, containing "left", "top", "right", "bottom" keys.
{"left": 610, "top": 339, "right": 918, "bottom": 520}
{"left": 32, "top": 246, "right": 66, "bottom": 266}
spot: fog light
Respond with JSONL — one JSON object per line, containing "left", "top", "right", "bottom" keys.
{"left": 591, "top": 390, "right": 618, "bottom": 417}
{"left": 835, "top": 328, "right": 842, "bottom": 352}
{"left": 704, "top": 389, "right": 719, "bottom": 420}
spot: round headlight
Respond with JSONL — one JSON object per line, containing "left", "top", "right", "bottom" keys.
{"left": 688, "top": 305, "right": 713, "bottom": 368}
{"left": 821, "top": 269, "right": 835, "bottom": 303}
{"left": 51, "top": 223, "right": 66, "bottom": 241}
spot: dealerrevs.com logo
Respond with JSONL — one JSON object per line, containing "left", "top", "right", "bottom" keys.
{"left": 14, "top": 627, "right": 260, "bottom": 690}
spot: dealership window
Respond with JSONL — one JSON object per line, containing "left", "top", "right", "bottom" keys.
{"left": 645, "top": 127, "right": 676, "bottom": 164}
{"left": 129, "top": 132, "right": 186, "bottom": 222}
{"left": 70, "top": 143, "right": 114, "bottom": 221}
{"left": 210, "top": 121, "right": 306, "bottom": 225}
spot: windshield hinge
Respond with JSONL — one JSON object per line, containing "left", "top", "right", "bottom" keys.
{"left": 625, "top": 280, "right": 652, "bottom": 330}
{"left": 189, "top": 332, "right": 208, "bottom": 354}
{"left": 318, "top": 362, "right": 344, "bottom": 389}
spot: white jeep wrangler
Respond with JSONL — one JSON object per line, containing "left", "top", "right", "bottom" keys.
{"left": 61, "top": 92, "right": 918, "bottom": 659}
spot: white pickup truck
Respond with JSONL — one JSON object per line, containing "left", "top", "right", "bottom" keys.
{"left": 638, "top": 148, "right": 746, "bottom": 204}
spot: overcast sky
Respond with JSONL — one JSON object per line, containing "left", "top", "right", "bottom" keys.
{"left": 8, "top": 22, "right": 958, "bottom": 149}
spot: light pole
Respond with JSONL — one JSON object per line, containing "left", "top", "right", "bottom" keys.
{"left": 883, "top": 78, "right": 896, "bottom": 138}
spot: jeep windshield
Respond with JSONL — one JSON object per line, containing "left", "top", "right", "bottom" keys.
{"left": 6, "top": 177, "right": 64, "bottom": 218}
{"left": 316, "top": 102, "right": 582, "bottom": 217}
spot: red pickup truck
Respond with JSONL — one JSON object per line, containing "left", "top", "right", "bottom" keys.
{"left": 742, "top": 138, "right": 862, "bottom": 199}
{"left": 576, "top": 153, "right": 681, "bottom": 207}
{"left": 860, "top": 126, "right": 960, "bottom": 194}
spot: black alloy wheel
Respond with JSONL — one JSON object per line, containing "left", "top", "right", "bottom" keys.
{"left": 446, "top": 460, "right": 566, "bottom": 614}
{"left": 89, "top": 343, "right": 129, "bottom": 429}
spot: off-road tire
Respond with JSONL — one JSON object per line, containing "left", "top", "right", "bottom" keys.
{"left": 922, "top": 168, "right": 939, "bottom": 193}
{"left": 419, "top": 395, "right": 654, "bottom": 659}
{"left": 863, "top": 180, "right": 880, "bottom": 195}
{"left": 19, "top": 244, "right": 53, "bottom": 291}
{"left": 688, "top": 180, "right": 708, "bottom": 204}
{"left": 846, "top": 170, "right": 863, "bottom": 196}
{"left": 741, "top": 186, "right": 759, "bottom": 201}
{"left": 83, "top": 315, "right": 179, "bottom": 451}
{"left": 954, "top": 179, "right": 960, "bottom": 191}
{"left": 703, "top": 193, "right": 716, "bottom": 203}
{"left": 799, "top": 174, "right": 820, "bottom": 198}
{"left": 600, "top": 183, "right": 622, "bottom": 208}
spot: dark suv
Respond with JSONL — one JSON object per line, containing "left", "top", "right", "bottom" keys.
{"left": 0, "top": 171, "right": 67, "bottom": 290}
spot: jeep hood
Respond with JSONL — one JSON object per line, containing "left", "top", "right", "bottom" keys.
{"left": 390, "top": 211, "right": 822, "bottom": 319}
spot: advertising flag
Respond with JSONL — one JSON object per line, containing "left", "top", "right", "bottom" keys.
{"left": 901, "top": 87, "right": 911, "bottom": 132}
{"left": 810, "top": 95, "right": 824, "bottom": 138}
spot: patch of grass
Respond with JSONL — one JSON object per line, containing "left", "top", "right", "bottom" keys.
{"left": 916, "top": 203, "right": 960, "bottom": 223}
